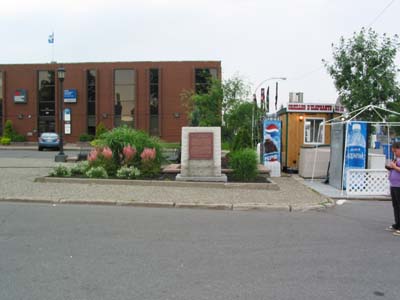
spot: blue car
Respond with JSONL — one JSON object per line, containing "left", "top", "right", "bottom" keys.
{"left": 38, "top": 132, "right": 60, "bottom": 151}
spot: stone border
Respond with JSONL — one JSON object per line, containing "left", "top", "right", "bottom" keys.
{"left": 35, "top": 176, "right": 280, "bottom": 190}
{"left": 0, "top": 197, "right": 334, "bottom": 212}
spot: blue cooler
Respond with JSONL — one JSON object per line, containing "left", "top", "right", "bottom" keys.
{"left": 383, "top": 144, "right": 393, "bottom": 160}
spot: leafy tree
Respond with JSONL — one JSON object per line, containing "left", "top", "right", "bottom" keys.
{"left": 181, "top": 75, "right": 251, "bottom": 140}
{"left": 180, "top": 77, "right": 222, "bottom": 127}
{"left": 224, "top": 101, "right": 262, "bottom": 148}
{"left": 222, "top": 75, "right": 250, "bottom": 119}
{"left": 323, "top": 28, "right": 400, "bottom": 120}
{"left": 192, "top": 77, "right": 223, "bottom": 126}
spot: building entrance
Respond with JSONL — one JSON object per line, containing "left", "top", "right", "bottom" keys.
{"left": 38, "top": 117, "right": 56, "bottom": 134}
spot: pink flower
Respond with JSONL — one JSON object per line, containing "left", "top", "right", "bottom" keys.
{"left": 140, "top": 147, "right": 156, "bottom": 161}
{"left": 123, "top": 145, "right": 136, "bottom": 161}
{"left": 102, "top": 147, "right": 113, "bottom": 160}
{"left": 88, "top": 149, "right": 98, "bottom": 163}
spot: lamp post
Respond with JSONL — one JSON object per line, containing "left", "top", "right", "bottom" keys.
{"left": 55, "top": 67, "right": 66, "bottom": 162}
{"left": 251, "top": 77, "right": 286, "bottom": 146}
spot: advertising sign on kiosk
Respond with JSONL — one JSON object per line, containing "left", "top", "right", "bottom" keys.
{"left": 263, "top": 120, "right": 282, "bottom": 177}
{"left": 344, "top": 121, "right": 367, "bottom": 188}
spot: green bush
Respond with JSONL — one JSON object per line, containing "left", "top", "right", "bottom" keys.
{"left": 96, "top": 122, "right": 108, "bottom": 139}
{"left": 99, "top": 126, "right": 163, "bottom": 167}
{"left": 90, "top": 139, "right": 107, "bottom": 148}
{"left": 85, "top": 166, "right": 108, "bottom": 179}
{"left": 79, "top": 133, "right": 94, "bottom": 142}
{"left": 11, "top": 134, "right": 26, "bottom": 142}
{"left": 231, "top": 128, "right": 252, "bottom": 151}
{"left": 221, "top": 141, "right": 230, "bottom": 151}
{"left": 116, "top": 166, "right": 141, "bottom": 179}
{"left": 3, "top": 120, "right": 26, "bottom": 142}
{"left": 0, "top": 137, "right": 11, "bottom": 145}
{"left": 70, "top": 161, "right": 90, "bottom": 176}
{"left": 49, "top": 165, "right": 71, "bottom": 177}
{"left": 229, "top": 148, "right": 258, "bottom": 182}
{"left": 4, "top": 120, "right": 14, "bottom": 139}
{"left": 140, "top": 160, "right": 161, "bottom": 179}
{"left": 88, "top": 148, "right": 118, "bottom": 176}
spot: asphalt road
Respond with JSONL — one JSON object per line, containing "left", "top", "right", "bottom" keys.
{"left": 0, "top": 201, "right": 399, "bottom": 300}
{"left": 0, "top": 149, "right": 81, "bottom": 159}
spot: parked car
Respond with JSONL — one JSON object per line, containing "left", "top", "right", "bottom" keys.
{"left": 38, "top": 132, "right": 60, "bottom": 151}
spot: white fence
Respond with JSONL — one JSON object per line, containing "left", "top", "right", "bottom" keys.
{"left": 346, "top": 169, "right": 390, "bottom": 196}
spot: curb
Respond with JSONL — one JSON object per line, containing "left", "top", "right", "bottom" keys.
{"left": 35, "top": 176, "right": 280, "bottom": 191}
{"left": 0, "top": 197, "right": 327, "bottom": 212}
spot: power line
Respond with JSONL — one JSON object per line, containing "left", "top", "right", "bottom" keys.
{"left": 289, "top": 65, "right": 324, "bottom": 81}
{"left": 287, "top": 0, "right": 397, "bottom": 82}
{"left": 367, "top": 0, "right": 396, "bottom": 28}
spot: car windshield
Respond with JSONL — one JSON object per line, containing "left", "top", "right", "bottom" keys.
{"left": 41, "top": 133, "right": 58, "bottom": 139}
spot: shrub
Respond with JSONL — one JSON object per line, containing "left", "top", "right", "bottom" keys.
{"left": 231, "top": 128, "right": 252, "bottom": 151}
{"left": 96, "top": 122, "right": 108, "bottom": 139}
{"left": 70, "top": 161, "right": 90, "bottom": 176}
{"left": 140, "top": 159, "right": 160, "bottom": 178}
{"left": 122, "top": 145, "right": 137, "bottom": 166}
{"left": 116, "top": 166, "right": 141, "bottom": 179}
{"left": 3, "top": 120, "right": 26, "bottom": 142}
{"left": 90, "top": 139, "right": 107, "bottom": 148}
{"left": 229, "top": 148, "right": 258, "bottom": 182}
{"left": 87, "top": 147, "right": 117, "bottom": 176}
{"left": 86, "top": 166, "right": 108, "bottom": 178}
{"left": 49, "top": 165, "right": 71, "bottom": 177}
{"left": 139, "top": 147, "right": 160, "bottom": 178}
{"left": 0, "top": 137, "right": 11, "bottom": 145}
{"left": 4, "top": 120, "right": 14, "bottom": 139}
{"left": 79, "top": 133, "right": 94, "bottom": 142}
{"left": 99, "top": 126, "right": 163, "bottom": 167}
{"left": 12, "top": 134, "right": 26, "bottom": 142}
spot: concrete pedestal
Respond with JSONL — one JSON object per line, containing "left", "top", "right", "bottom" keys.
{"left": 176, "top": 127, "right": 227, "bottom": 182}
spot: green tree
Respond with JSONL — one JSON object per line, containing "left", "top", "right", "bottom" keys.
{"left": 222, "top": 75, "right": 250, "bottom": 119}
{"left": 323, "top": 28, "right": 400, "bottom": 120}
{"left": 180, "top": 77, "right": 223, "bottom": 127}
{"left": 224, "top": 101, "right": 261, "bottom": 149}
{"left": 192, "top": 77, "right": 223, "bottom": 126}
{"left": 181, "top": 75, "right": 250, "bottom": 132}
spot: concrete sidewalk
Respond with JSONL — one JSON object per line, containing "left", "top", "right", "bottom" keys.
{"left": 300, "top": 176, "right": 391, "bottom": 201}
{"left": 0, "top": 156, "right": 334, "bottom": 212}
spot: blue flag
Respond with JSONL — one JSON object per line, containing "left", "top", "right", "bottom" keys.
{"left": 48, "top": 33, "right": 54, "bottom": 44}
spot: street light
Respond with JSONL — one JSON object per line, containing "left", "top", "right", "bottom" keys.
{"left": 251, "top": 77, "right": 286, "bottom": 146}
{"left": 55, "top": 67, "right": 67, "bottom": 162}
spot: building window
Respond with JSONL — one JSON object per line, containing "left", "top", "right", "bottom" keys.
{"left": 304, "top": 118, "right": 325, "bottom": 144}
{"left": 149, "top": 69, "right": 159, "bottom": 136}
{"left": 195, "top": 68, "right": 217, "bottom": 94}
{"left": 87, "top": 70, "right": 96, "bottom": 135}
{"left": 37, "top": 71, "right": 56, "bottom": 133}
{"left": 114, "top": 69, "right": 136, "bottom": 127}
{"left": 0, "top": 71, "right": 3, "bottom": 136}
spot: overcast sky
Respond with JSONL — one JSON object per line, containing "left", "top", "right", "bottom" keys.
{"left": 1, "top": 0, "right": 399, "bottom": 109}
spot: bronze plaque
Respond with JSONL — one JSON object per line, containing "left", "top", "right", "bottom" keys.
{"left": 189, "top": 132, "right": 213, "bottom": 160}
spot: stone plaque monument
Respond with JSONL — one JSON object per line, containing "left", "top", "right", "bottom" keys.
{"left": 176, "top": 127, "right": 227, "bottom": 182}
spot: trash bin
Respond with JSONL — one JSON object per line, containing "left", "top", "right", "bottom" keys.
{"left": 382, "top": 144, "right": 393, "bottom": 160}
{"left": 374, "top": 141, "right": 381, "bottom": 149}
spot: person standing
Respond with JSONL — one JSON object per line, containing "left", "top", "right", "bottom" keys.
{"left": 386, "top": 142, "right": 400, "bottom": 236}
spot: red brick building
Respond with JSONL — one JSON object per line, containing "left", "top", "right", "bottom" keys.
{"left": 0, "top": 61, "right": 221, "bottom": 142}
